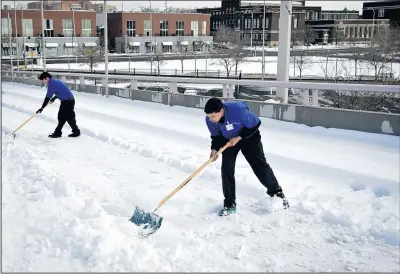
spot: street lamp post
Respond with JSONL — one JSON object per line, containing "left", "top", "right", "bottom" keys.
{"left": 104, "top": 0, "right": 109, "bottom": 97}
{"left": 41, "top": 0, "right": 46, "bottom": 71}
{"left": 14, "top": 1, "right": 19, "bottom": 70}
{"left": 261, "top": 0, "right": 265, "bottom": 80}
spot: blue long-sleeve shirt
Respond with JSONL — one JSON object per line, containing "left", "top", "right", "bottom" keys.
{"left": 45, "top": 78, "right": 74, "bottom": 100}
{"left": 205, "top": 101, "right": 261, "bottom": 149}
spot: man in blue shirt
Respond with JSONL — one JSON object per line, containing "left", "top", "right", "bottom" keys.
{"left": 36, "top": 72, "right": 81, "bottom": 138}
{"left": 204, "top": 97, "right": 289, "bottom": 216}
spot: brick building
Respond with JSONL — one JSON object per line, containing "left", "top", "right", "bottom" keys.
{"left": 362, "top": 0, "right": 400, "bottom": 27}
{"left": 27, "top": 0, "right": 92, "bottom": 11}
{"left": 197, "top": 0, "right": 321, "bottom": 46}
{"left": 1, "top": 9, "right": 98, "bottom": 57}
{"left": 307, "top": 19, "right": 390, "bottom": 45}
{"left": 107, "top": 12, "right": 213, "bottom": 54}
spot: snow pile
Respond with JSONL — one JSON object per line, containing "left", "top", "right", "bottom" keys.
{"left": 2, "top": 82, "right": 399, "bottom": 271}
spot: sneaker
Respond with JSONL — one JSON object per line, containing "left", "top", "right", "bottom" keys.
{"left": 218, "top": 205, "right": 236, "bottom": 216}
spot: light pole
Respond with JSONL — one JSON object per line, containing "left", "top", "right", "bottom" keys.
{"left": 262, "top": 0, "right": 265, "bottom": 80}
{"left": 72, "top": 8, "right": 77, "bottom": 65}
{"left": 41, "top": 0, "right": 46, "bottom": 71}
{"left": 149, "top": 0, "right": 153, "bottom": 74}
{"left": 8, "top": 12, "right": 14, "bottom": 79}
{"left": 14, "top": 1, "right": 19, "bottom": 70}
{"left": 104, "top": 0, "right": 109, "bottom": 97}
{"left": 15, "top": 0, "right": 24, "bottom": 69}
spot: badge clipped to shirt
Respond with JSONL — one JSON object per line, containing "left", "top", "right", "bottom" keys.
{"left": 226, "top": 122, "right": 234, "bottom": 131}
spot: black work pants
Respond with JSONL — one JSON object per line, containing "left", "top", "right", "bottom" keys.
{"left": 54, "top": 99, "right": 80, "bottom": 135}
{"left": 221, "top": 131, "right": 282, "bottom": 208}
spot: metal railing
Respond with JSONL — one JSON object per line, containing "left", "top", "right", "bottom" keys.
{"left": 4, "top": 70, "right": 399, "bottom": 110}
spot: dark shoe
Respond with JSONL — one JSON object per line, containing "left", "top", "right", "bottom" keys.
{"left": 275, "top": 192, "right": 290, "bottom": 209}
{"left": 48, "top": 133, "right": 62, "bottom": 138}
{"left": 218, "top": 202, "right": 236, "bottom": 216}
{"left": 68, "top": 132, "right": 80, "bottom": 137}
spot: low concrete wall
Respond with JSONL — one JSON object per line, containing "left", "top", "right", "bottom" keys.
{"left": 3, "top": 75, "right": 400, "bottom": 136}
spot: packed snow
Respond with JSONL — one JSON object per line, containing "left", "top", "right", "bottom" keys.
{"left": 2, "top": 82, "right": 399, "bottom": 272}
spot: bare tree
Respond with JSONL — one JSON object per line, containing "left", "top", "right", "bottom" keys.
{"left": 334, "top": 26, "right": 345, "bottom": 46}
{"left": 77, "top": 45, "right": 103, "bottom": 73}
{"left": 211, "top": 27, "right": 246, "bottom": 77}
{"left": 367, "top": 25, "right": 400, "bottom": 81}
{"left": 148, "top": 46, "right": 165, "bottom": 75}
{"left": 304, "top": 26, "right": 318, "bottom": 49}
{"left": 176, "top": 41, "right": 190, "bottom": 74}
{"left": 290, "top": 50, "right": 312, "bottom": 80}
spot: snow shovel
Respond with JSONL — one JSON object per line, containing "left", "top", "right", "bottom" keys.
{"left": 129, "top": 142, "right": 231, "bottom": 236}
{"left": 8, "top": 101, "right": 52, "bottom": 139}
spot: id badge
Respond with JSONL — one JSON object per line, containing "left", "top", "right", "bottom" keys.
{"left": 226, "top": 123, "right": 234, "bottom": 131}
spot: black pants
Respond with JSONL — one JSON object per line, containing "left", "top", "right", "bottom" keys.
{"left": 221, "top": 131, "right": 282, "bottom": 208}
{"left": 54, "top": 99, "right": 80, "bottom": 135}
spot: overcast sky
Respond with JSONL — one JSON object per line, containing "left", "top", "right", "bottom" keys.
{"left": 3, "top": 1, "right": 367, "bottom": 13}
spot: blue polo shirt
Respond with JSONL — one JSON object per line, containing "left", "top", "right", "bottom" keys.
{"left": 45, "top": 78, "right": 74, "bottom": 100}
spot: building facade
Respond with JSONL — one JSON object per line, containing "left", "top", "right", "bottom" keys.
{"left": 362, "top": 0, "right": 400, "bottom": 27}
{"left": 321, "top": 9, "right": 360, "bottom": 20}
{"left": 1, "top": 9, "right": 98, "bottom": 57}
{"left": 306, "top": 19, "right": 390, "bottom": 44}
{"left": 107, "top": 12, "right": 213, "bottom": 54}
{"left": 198, "top": 1, "right": 321, "bottom": 47}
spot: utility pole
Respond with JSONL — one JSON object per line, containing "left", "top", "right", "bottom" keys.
{"left": 104, "top": 0, "right": 109, "bottom": 97}
{"left": 41, "top": 0, "right": 46, "bottom": 71}
{"left": 261, "top": 0, "right": 265, "bottom": 80}
{"left": 14, "top": 1, "right": 19, "bottom": 70}
{"left": 8, "top": 12, "right": 14, "bottom": 80}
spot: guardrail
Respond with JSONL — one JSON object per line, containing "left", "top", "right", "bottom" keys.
{"left": 4, "top": 70, "right": 400, "bottom": 100}
{"left": 2, "top": 69, "right": 400, "bottom": 136}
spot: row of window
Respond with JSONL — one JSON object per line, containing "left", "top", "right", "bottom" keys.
{"left": 211, "top": 15, "right": 299, "bottom": 30}
{"left": 1, "top": 18, "right": 92, "bottom": 37}
{"left": 125, "top": 20, "right": 207, "bottom": 37}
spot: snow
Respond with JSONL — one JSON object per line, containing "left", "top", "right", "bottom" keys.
{"left": 30, "top": 55, "right": 400, "bottom": 79}
{"left": 2, "top": 82, "right": 400, "bottom": 272}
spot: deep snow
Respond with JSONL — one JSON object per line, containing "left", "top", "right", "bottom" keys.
{"left": 2, "top": 82, "right": 399, "bottom": 271}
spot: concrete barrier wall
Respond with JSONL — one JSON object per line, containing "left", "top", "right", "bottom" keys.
{"left": 3, "top": 76, "right": 400, "bottom": 136}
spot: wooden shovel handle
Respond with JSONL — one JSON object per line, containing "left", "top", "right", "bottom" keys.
{"left": 153, "top": 142, "right": 231, "bottom": 212}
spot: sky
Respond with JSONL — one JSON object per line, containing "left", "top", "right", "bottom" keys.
{"left": 3, "top": 1, "right": 368, "bottom": 13}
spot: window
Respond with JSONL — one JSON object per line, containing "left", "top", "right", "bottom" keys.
{"left": 22, "top": 19, "right": 33, "bottom": 36}
{"left": 293, "top": 16, "right": 298, "bottom": 29}
{"left": 144, "top": 20, "right": 152, "bottom": 36}
{"left": 378, "top": 9, "right": 384, "bottom": 17}
{"left": 160, "top": 20, "right": 168, "bottom": 36}
{"left": 191, "top": 21, "right": 199, "bottom": 36}
{"left": 43, "top": 19, "right": 54, "bottom": 37}
{"left": 2, "top": 18, "right": 11, "bottom": 36}
{"left": 176, "top": 21, "right": 184, "bottom": 36}
{"left": 202, "top": 21, "right": 206, "bottom": 36}
{"left": 82, "top": 19, "right": 92, "bottom": 37}
{"left": 126, "top": 20, "right": 136, "bottom": 36}
{"left": 62, "top": 19, "right": 73, "bottom": 37}
{"left": 262, "top": 17, "right": 269, "bottom": 29}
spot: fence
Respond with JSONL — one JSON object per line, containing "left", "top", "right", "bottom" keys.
{"left": 2, "top": 70, "right": 400, "bottom": 136}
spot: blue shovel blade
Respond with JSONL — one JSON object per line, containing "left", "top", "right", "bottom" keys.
{"left": 129, "top": 206, "right": 163, "bottom": 233}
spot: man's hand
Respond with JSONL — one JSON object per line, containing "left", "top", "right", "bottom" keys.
{"left": 36, "top": 108, "right": 43, "bottom": 114}
{"left": 228, "top": 136, "right": 242, "bottom": 147}
{"left": 50, "top": 97, "right": 57, "bottom": 103}
{"left": 210, "top": 149, "right": 219, "bottom": 162}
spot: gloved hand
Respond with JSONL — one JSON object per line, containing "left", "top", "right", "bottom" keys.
{"left": 36, "top": 108, "right": 43, "bottom": 114}
{"left": 50, "top": 97, "right": 57, "bottom": 103}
